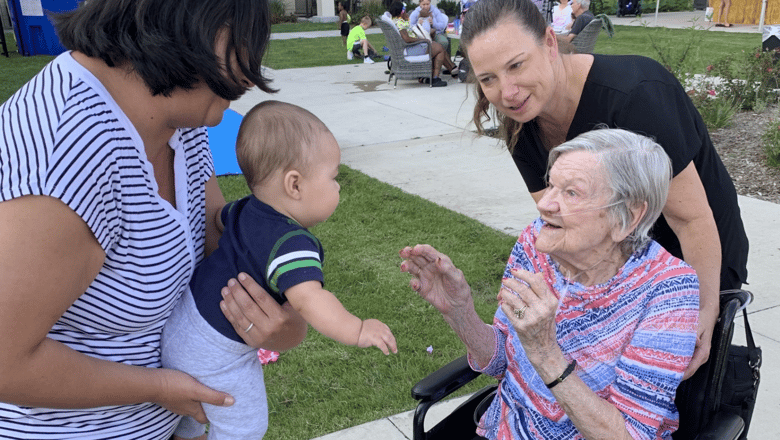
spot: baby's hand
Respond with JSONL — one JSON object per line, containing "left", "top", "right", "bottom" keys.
{"left": 358, "top": 319, "right": 398, "bottom": 355}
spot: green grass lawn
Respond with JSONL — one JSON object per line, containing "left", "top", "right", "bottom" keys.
{"left": 0, "top": 32, "right": 54, "bottom": 103}
{"left": 262, "top": 24, "right": 761, "bottom": 73}
{"left": 264, "top": 33, "right": 394, "bottom": 69}
{"left": 271, "top": 22, "right": 338, "bottom": 33}
{"left": 593, "top": 24, "right": 762, "bottom": 73}
{"left": 0, "top": 22, "right": 769, "bottom": 440}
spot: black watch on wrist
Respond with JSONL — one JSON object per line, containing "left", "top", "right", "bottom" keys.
{"left": 546, "top": 359, "right": 577, "bottom": 389}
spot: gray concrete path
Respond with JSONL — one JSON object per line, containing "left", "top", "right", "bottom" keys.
{"left": 236, "top": 12, "right": 779, "bottom": 439}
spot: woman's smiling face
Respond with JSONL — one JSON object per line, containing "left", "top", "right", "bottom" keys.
{"left": 467, "top": 19, "right": 558, "bottom": 124}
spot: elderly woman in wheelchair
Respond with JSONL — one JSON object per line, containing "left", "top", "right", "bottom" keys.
{"left": 400, "top": 128, "right": 700, "bottom": 440}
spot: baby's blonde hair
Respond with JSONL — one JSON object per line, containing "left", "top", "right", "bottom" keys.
{"left": 235, "top": 100, "right": 329, "bottom": 190}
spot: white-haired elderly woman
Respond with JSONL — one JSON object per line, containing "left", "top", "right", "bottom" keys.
{"left": 401, "top": 129, "right": 699, "bottom": 440}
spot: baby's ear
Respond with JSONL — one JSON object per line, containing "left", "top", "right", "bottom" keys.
{"left": 284, "top": 170, "right": 303, "bottom": 199}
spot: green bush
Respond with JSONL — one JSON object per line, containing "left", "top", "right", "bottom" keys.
{"left": 687, "top": 88, "right": 740, "bottom": 130}
{"left": 353, "top": 0, "right": 385, "bottom": 24}
{"left": 704, "top": 49, "right": 780, "bottom": 111}
{"left": 270, "top": 0, "right": 285, "bottom": 19}
{"left": 591, "top": 0, "right": 617, "bottom": 15}
{"left": 643, "top": 0, "right": 693, "bottom": 12}
{"left": 762, "top": 117, "right": 780, "bottom": 169}
{"left": 646, "top": 23, "right": 705, "bottom": 85}
{"left": 591, "top": 0, "right": 692, "bottom": 15}
{"left": 437, "top": 0, "right": 460, "bottom": 18}
{"left": 270, "top": 0, "right": 298, "bottom": 24}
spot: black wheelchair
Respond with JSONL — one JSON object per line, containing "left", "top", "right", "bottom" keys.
{"left": 411, "top": 290, "right": 752, "bottom": 440}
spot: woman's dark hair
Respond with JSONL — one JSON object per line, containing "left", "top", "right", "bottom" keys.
{"left": 460, "top": 0, "right": 548, "bottom": 151}
{"left": 55, "top": 0, "right": 275, "bottom": 100}
{"left": 389, "top": 1, "right": 404, "bottom": 18}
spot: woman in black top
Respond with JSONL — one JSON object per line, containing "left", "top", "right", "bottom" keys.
{"left": 459, "top": 0, "right": 748, "bottom": 379}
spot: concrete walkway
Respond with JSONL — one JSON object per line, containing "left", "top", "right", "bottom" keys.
{"left": 236, "top": 12, "right": 779, "bottom": 439}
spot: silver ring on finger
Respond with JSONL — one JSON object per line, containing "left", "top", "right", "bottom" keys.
{"left": 513, "top": 305, "right": 528, "bottom": 320}
{"left": 244, "top": 322, "right": 254, "bottom": 333}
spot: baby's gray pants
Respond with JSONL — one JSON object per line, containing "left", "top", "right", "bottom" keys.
{"left": 162, "top": 288, "right": 268, "bottom": 439}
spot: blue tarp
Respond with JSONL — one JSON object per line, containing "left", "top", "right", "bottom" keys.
{"left": 207, "top": 109, "right": 244, "bottom": 176}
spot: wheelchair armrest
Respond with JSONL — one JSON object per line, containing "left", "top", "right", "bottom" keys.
{"left": 693, "top": 411, "right": 744, "bottom": 440}
{"left": 412, "top": 355, "right": 480, "bottom": 404}
{"left": 720, "top": 289, "right": 752, "bottom": 311}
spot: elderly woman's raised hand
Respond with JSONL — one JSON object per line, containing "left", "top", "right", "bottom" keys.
{"left": 400, "top": 245, "right": 472, "bottom": 316}
{"left": 499, "top": 268, "right": 561, "bottom": 365}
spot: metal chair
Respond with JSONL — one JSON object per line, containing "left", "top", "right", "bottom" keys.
{"left": 570, "top": 18, "right": 602, "bottom": 54}
{"left": 411, "top": 290, "right": 753, "bottom": 440}
{"left": 376, "top": 14, "right": 433, "bottom": 88}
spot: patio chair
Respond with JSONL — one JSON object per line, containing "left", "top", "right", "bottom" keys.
{"left": 411, "top": 289, "right": 752, "bottom": 440}
{"left": 376, "top": 13, "right": 433, "bottom": 88}
{"left": 570, "top": 18, "right": 602, "bottom": 54}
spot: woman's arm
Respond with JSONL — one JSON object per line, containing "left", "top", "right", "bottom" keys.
{"left": 204, "top": 174, "right": 227, "bottom": 256}
{"left": 0, "top": 196, "right": 231, "bottom": 422}
{"left": 400, "top": 245, "right": 496, "bottom": 367}
{"left": 432, "top": 7, "right": 448, "bottom": 33}
{"left": 408, "top": 8, "right": 420, "bottom": 26}
{"left": 661, "top": 162, "right": 721, "bottom": 379}
{"left": 284, "top": 281, "right": 397, "bottom": 355}
{"left": 399, "top": 28, "right": 422, "bottom": 44}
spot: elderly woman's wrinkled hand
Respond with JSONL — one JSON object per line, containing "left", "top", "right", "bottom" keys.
{"left": 499, "top": 268, "right": 560, "bottom": 364}
{"left": 400, "top": 244, "right": 472, "bottom": 316}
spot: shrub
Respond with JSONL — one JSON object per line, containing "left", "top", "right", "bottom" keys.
{"left": 437, "top": 0, "right": 460, "bottom": 18}
{"left": 591, "top": 0, "right": 692, "bottom": 15}
{"left": 646, "top": 23, "right": 706, "bottom": 86}
{"left": 762, "top": 118, "right": 780, "bottom": 169}
{"left": 270, "top": 0, "right": 298, "bottom": 24}
{"left": 591, "top": 0, "right": 617, "bottom": 15}
{"left": 353, "top": 0, "right": 385, "bottom": 24}
{"left": 643, "top": 0, "right": 693, "bottom": 12}
{"left": 704, "top": 49, "right": 780, "bottom": 111}
{"left": 687, "top": 88, "right": 740, "bottom": 130}
{"left": 270, "top": 0, "right": 286, "bottom": 19}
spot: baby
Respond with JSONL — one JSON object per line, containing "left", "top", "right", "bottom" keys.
{"left": 162, "top": 101, "right": 397, "bottom": 439}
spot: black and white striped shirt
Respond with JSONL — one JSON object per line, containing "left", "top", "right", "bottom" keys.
{"left": 0, "top": 52, "right": 214, "bottom": 439}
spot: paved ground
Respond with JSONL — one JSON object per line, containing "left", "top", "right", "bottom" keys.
{"left": 231, "top": 12, "right": 779, "bottom": 439}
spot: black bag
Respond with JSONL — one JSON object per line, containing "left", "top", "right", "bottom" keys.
{"left": 719, "top": 309, "right": 761, "bottom": 440}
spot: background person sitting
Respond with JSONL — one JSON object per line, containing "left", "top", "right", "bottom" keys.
{"left": 408, "top": 0, "right": 450, "bottom": 54}
{"left": 388, "top": 1, "right": 458, "bottom": 87}
{"left": 401, "top": 128, "right": 700, "bottom": 440}
{"left": 552, "top": 1, "right": 574, "bottom": 34}
{"left": 563, "top": 0, "right": 594, "bottom": 42}
{"left": 346, "top": 16, "right": 379, "bottom": 63}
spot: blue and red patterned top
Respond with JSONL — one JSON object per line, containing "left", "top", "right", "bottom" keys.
{"left": 470, "top": 218, "right": 699, "bottom": 440}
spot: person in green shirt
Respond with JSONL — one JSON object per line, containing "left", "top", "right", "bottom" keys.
{"left": 347, "top": 16, "right": 378, "bottom": 63}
